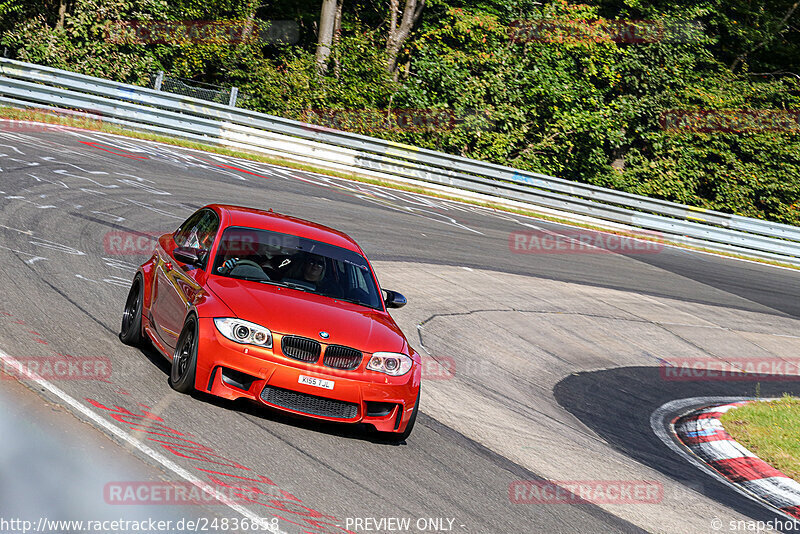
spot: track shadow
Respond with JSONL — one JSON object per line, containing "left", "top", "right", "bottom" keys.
{"left": 189, "top": 389, "right": 408, "bottom": 445}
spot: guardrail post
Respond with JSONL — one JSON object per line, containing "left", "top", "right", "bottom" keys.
{"left": 228, "top": 87, "right": 238, "bottom": 107}
{"left": 154, "top": 71, "right": 164, "bottom": 91}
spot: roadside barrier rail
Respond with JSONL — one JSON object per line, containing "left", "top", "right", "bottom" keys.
{"left": 2, "top": 57, "right": 799, "bottom": 264}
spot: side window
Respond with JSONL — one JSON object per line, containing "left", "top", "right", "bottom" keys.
{"left": 193, "top": 211, "right": 220, "bottom": 251}
{"left": 173, "top": 210, "right": 219, "bottom": 269}
{"left": 174, "top": 211, "right": 204, "bottom": 247}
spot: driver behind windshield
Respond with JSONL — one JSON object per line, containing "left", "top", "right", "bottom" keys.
{"left": 216, "top": 239, "right": 334, "bottom": 292}
{"left": 281, "top": 253, "right": 339, "bottom": 294}
{"left": 212, "top": 230, "right": 378, "bottom": 307}
{"left": 300, "top": 255, "right": 324, "bottom": 283}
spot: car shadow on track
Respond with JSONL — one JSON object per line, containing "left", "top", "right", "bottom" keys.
{"left": 134, "top": 339, "right": 173, "bottom": 375}
{"left": 190, "top": 391, "right": 409, "bottom": 446}
{"left": 554, "top": 366, "right": 800, "bottom": 527}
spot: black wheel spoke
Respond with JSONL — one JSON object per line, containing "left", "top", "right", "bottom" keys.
{"left": 122, "top": 285, "right": 139, "bottom": 333}
{"left": 169, "top": 320, "right": 197, "bottom": 393}
{"left": 174, "top": 329, "right": 194, "bottom": 380}
{"left": 120, "top": 279, "right": 143, "bottom": 346}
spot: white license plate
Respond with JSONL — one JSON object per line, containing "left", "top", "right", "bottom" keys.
{"left": 298, "top": 375, "right": 334, "bottom": 390}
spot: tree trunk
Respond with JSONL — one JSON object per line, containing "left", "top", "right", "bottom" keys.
{"left": 316, "top": 0, "right": 338, "bottom": 75}
{"left": 385, "top": 0, "right": 424, "bottom": 76}
{"left": 241, "top": 0, "right": 259, "bottom": 43}
{"left": 56, "top": 0, "right": 68, "bottom": 30}
{"left": 332, "top": 0, "right": 343, "bottom": 78}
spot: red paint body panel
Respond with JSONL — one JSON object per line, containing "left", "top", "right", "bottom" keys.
{"left": 136, "top": 205, "right": 419, "bottom": 434}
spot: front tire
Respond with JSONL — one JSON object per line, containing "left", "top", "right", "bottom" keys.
{"left": 169, "top": 317, "right": 199, "bottom": 393}
{"left": 119, "top": 274, "right": 144, "bottom": 346}
{"left": 385, "top": 390, "right": 419, "bottom": 443}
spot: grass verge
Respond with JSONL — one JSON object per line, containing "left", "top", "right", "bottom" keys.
{"left": 1, "top": 105, "right": 798, "bottom": 271}
{"left": 720, "top": 395, "right": 800, "bottom": 481}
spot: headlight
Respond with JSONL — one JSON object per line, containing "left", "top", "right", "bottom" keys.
{"left": 367, "top": 352, "right": 413, "bottom": 376}
{"left": 214, "top": 318, "right": 272, "bottom": 348}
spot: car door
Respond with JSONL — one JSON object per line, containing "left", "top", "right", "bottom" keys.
{"left": 151, "top": 209, "right": 219, "bottom": 352}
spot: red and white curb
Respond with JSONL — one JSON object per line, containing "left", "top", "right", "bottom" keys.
{"left": 674, "top": 401, "right": 800, "bottom": 520}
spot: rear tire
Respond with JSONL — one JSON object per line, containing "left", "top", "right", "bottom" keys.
{"left": 119, "top": 274, "right": 144, "bottom": 346}
{"left": 169, "top": 317, "right": 199, "bottom": 393}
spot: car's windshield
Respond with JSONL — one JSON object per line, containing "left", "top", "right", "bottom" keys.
{"left": 211, "top": 226, "right": 383, "bottom": 310}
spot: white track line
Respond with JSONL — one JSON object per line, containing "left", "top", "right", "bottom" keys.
{"left": 0, "top": 348, "right": 287, "bottom": 534}
{"left": 6, "top": 118, "right": 795, "bottom": 273}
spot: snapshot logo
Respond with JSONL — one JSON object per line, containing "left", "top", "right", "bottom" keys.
{"left": 105, "top": 19, "right": 299, "bottom": 46}
{"left": 1, "top": 356, "right": 111, "bottom": 381}
{"left": 509, "top": 229, "right": 664, "bottom": 255}
{"left": 510, "top": 480, "right": 663, "bottom": 504}
{"left": 509, "top": 19, "right": 702, "bottom": 45}
{"left": 299, "top": 108, "right": 496, "bottom": 135}
{"left": 660, "top": 109, "right": 800, "bottom": 134}
{"left": 660, "top": 358, "right": 800, "bottom": 381}
{"left": 104, "top": 481, "right": 273, "bottom": 505}
{"left": 722, "top": 518, "right": 800, "bottom": 533}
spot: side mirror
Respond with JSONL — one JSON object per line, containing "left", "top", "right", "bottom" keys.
{"left": 173, "top": 246, "right": 203, "bottom": 266}
{"left": 384, "top": 290, "right": 407, "bottom": 309}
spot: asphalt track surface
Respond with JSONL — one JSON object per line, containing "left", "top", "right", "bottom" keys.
{"left": 1, "top": 123, "right": 800, "bottom": 533}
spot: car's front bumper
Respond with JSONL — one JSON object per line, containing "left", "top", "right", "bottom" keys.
{"left": 194, "top": 318, "right": 420, "bottom": 433}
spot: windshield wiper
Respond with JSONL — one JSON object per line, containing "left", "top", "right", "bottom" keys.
{"left": 230, "top": 275, "right": 269, "bottom": 282}
{"left": 333, "top": 296, "right": 363, "bottom": 305}
{"left": 281, "top": 281, "right": 315, "bottom": 293}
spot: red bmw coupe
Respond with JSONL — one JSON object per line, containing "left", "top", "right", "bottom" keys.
{"left": 119, "top": 204, "right": 420, "bottom": 440}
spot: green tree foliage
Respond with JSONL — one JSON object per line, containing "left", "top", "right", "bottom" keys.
{"left": 1, "top": 0, "right": 798, "bottom": 224}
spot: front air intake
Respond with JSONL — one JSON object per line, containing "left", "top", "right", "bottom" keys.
{"left": 260, "top": 385, "right": 359, "bottom": 419}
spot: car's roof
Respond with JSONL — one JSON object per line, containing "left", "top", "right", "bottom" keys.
{"left": 209, "top": 204, "right": 363, "bottom": 254}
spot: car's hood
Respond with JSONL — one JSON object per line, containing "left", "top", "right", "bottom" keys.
{"left": 206, "top": 277, "right": 407, "bottom": 354}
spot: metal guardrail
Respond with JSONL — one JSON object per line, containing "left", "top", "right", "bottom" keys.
{"left": 1, "top": 57, "right": 800, "bottom": 265}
